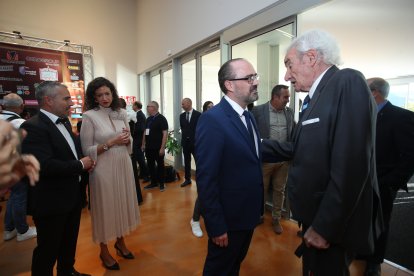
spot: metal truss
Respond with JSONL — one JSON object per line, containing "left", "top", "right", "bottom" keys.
{"left": 0, "top": 31, "right": 94, "bottom": 84}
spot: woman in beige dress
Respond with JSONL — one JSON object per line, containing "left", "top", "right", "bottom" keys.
{"left": 80, "top": 77, "right": 140, "bottom": 270}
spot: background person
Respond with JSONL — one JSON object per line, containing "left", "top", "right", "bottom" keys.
{"left": 252, "top": 84, "right": 295, "bottom": 234}
{"left": 1, "top": 93, "right": 37, "bottom": 242}
{"left": 262, "top": 29, "right": 383, "bottom": 275}
{"left": 189, "top": 101, "right": 214, "bottom": 238}
{"left": 196, "top": 58, "right": 263, "bottom": 275}
{"left": 132, "top": 101, "right": 150, "bottom": 183}
{"left": 142, "top": 101, "right": 168, "bottom": 192}
{"left": 179, "top": 98, "right": 201, "bottom": 187}
{"left": 81, "top": 77, "right": 140, "bottom": 270}
{"left": 21, "top": 81, "right": 94, "bottom": 276}
{"left": 360, "top": 78, "right": 414, "bottom": 276}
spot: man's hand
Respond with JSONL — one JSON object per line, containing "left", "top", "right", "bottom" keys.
{"left": 212, "top": 233, "right": 228, "bottom": 247}
{"left": 81, "top": 156, "right": 95, "bottom": 172}
{"left": 304, "top": 226, "right": 330, "bottom": 249}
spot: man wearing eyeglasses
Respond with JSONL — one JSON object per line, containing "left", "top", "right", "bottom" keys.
{"left": 196, "top": 58, "right": 263, "bottom": 275}
{"left": 262, "top": 30, "right": 383, "bottom": 275}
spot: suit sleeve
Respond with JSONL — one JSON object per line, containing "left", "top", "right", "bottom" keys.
{"left": 261, "top": 139, "right": 294, "bottom": 160}
{"left": 21, "top": 121, "right": 83, "bottom": 177}
{"left": 312, "top": 70, "right": 376, "bottom": 242}
{"left": 195, "top": 112, "right": 227, "bottom": 237}
{"left": 80, "top": 113, "right": 98, "bottom": 161}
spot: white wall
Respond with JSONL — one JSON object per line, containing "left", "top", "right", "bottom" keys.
{"left": 136, "top": 0, "right": 281, "bottom": 73}
{"left": 299, "top": 0, "right": 414, "bottom": 79}
{"left": 0, "top": 0, "right": 138, "bottom": 97}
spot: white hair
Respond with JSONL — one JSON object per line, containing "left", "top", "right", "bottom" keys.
{"left": 288, "top": 29, "right": 342, "bottom": 66}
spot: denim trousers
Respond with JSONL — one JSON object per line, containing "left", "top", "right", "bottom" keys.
{"left": 4, "top": 180, "right": 29, "bottom": 234}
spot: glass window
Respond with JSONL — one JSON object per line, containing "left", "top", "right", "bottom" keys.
{"left": 150, "top": 74, "right": 161, "bottom": 105}
{"left": 139, "top": 74, "right": 146, "bottom": 106}
{"left": 231, "top": 23, "right": 295, "bottom": 109}
{"left": 162, "top": 69, "right": 174, "bottom": 130}
{"left": 201, "top": 50, "right": 221, "bottom": 109}
{"left": 182, "top": 59, "right": 196, "bottom": 102}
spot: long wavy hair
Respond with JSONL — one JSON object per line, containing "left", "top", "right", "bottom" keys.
{"left": 85, "top": 77, "right": 120, "bottom": 111}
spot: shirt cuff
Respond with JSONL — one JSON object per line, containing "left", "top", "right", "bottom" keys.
{"left": 79, "top": 160, "right": 85, "bottom": 169}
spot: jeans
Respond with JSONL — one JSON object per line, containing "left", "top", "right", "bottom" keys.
{"left": 4, "top": 180, "right": 29, "bottom": 234}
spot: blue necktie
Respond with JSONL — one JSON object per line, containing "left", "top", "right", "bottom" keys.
{"left": 243, "top": 111, "right": 255, "bottom": 148}
{"left": 299, "top": 95, "right": 311, "bottom": 119}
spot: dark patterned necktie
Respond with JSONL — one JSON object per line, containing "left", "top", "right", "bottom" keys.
{"left": 243, "top": 111, "right": 255, "bottom": 144}
{"left": 186, "top": 112, "right": 190, "bottom": 123}
{"left": 299, "top": 95, "right": 311, "bottom": 119}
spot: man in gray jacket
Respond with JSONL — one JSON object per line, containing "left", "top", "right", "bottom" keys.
{"left": 252, "top": 84, "right": 294, "bottom": 234}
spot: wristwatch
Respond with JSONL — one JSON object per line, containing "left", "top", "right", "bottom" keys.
{"left": 103, "top": 144, "right": 109, "bottom": 151}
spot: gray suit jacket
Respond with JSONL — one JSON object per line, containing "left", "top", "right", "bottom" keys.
{"left": 251, "top": 102, "right": 295, "bottom": 140}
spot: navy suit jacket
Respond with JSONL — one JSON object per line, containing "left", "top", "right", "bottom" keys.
{"left": 262, "top": 66, "right": 383, "bottom": 255}
{"left": 180, "top": 109, "right": 201, "bottom": 147}
{"left": 376, "top": 101, "right": 414, "bottom": 192}
{"left": 21, "top": 112, "right": 84, "bottom": 218}
{"left": 196, "top": 97, "right": 263, "bottom": 237}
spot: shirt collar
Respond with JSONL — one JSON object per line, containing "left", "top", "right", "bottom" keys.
{"left": 224, "top": 95, "right": 248, "bottom": 117}
{"left": 309, "top": 66, "right": 332, "bottom": 99}
{"left": 40, "top": 109, "right": 61, "bottom": 123}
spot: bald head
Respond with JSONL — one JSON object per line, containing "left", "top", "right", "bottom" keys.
{"left": 181, "top": 98, "right": 193, "bottom": 112}
{"left": 3, "top": 93, "right": 24, "bottom": 114}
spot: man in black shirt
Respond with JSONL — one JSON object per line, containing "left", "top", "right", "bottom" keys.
{"left": 142, "top": 101, "right": 168, "bottom": 192}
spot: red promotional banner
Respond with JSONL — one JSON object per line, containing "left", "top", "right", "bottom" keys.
{"left": 0, "top": 42, "right": 85, "bottom": 122}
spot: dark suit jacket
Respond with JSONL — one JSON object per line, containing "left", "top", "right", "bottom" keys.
{"left": 133, "top": 110, "right": 146, "bottom": 146}
{"left": 262, "top": 66, "right": 382, "bottom": 255}
{"left": 180, "top": 109, "right": 201, "bottom": 146}
{"left": 21, "top": 112, "right": 84, "bottom": 218}
{"left": 376, "top": 101, "right": 414, "bottom": 192}
{"left": 195, "top": 97, "right": 263, "bottom": 237}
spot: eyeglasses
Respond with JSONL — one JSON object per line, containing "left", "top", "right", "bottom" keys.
{"left": 228, "top": 74, "right": 259, "bottom": 84}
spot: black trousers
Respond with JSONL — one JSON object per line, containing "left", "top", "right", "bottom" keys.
{"left": 133, "top": 141, "right": 149, "bottom": 178}
{"left": 193, "top": 196, "right": 201, "bottom": 221}
{"left": 203, "top": 229, "right": 254, "bottom": 276}
{"left": 182, "top": 141, "right": 195, "bottom": 181}
{"left": 145, "top": 148, "right": 165, "bottom": 184}
{"left": 301, "top": 226, "right": 353, "bottom": 276}
{"left": 32, "top": 206, "right": 82, "bottom": 276}
{"left": 130, "top": 154, "right": 143, "bottom": 203}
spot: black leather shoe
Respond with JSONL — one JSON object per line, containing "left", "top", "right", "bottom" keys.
{"left": 364, "top": 262, "right": 381, "bottom": 276}
{"left": 99, "top": 255, "right": 120, "bottom": 270}
{"left": 114, "top": 243, "right": 135, "bottom": 259}
{"left": 57, "top": 269, "right": 91, "bottom": 276}
{"left": 180, "top": 180, "right": 192, "bottom": 187}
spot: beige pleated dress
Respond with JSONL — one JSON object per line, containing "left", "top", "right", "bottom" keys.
{"left": 80, "top": 107, "right": 140, "bottom": 243}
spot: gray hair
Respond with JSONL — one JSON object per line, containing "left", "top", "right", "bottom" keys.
{"left": 150, "top": 100, "right": 159, "bottom": 110}
{"left": 3, "top": 93, "right": 23, "bottom": 107}
{"left": 288, "top": 29, "right": 342, "bottom": 66}
{"left": 368, "top": 77, "right": 390, "bottom": 98}
{"left": 35, "top": 81, "right": 67, "bottom": 106}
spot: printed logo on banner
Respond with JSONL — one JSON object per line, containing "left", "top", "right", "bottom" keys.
{"left": 6, "top": 51, "right": 19, "bottom": 61}
{"left": 70, "top": 73, "right": 79, "bottom": 81}
{"left": 16, "top": 85, "right": 30, "bottom": 96}
{"left": 39, "top": 67, "right": 58, "bottom": 81}
{"left": 26, "top": 56, "right": 59, "bottom": 66}
{"left": 0, "top": 65, "right": 13, "bottom": 71}
{"left": 67, "top": 59, "right": 80, "bottom": 64}
{"left": 19, "top": 66, "right": 37, "bottom": 76}
{"left": 68, "top": 65, "right": 80, "bottom": 70}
